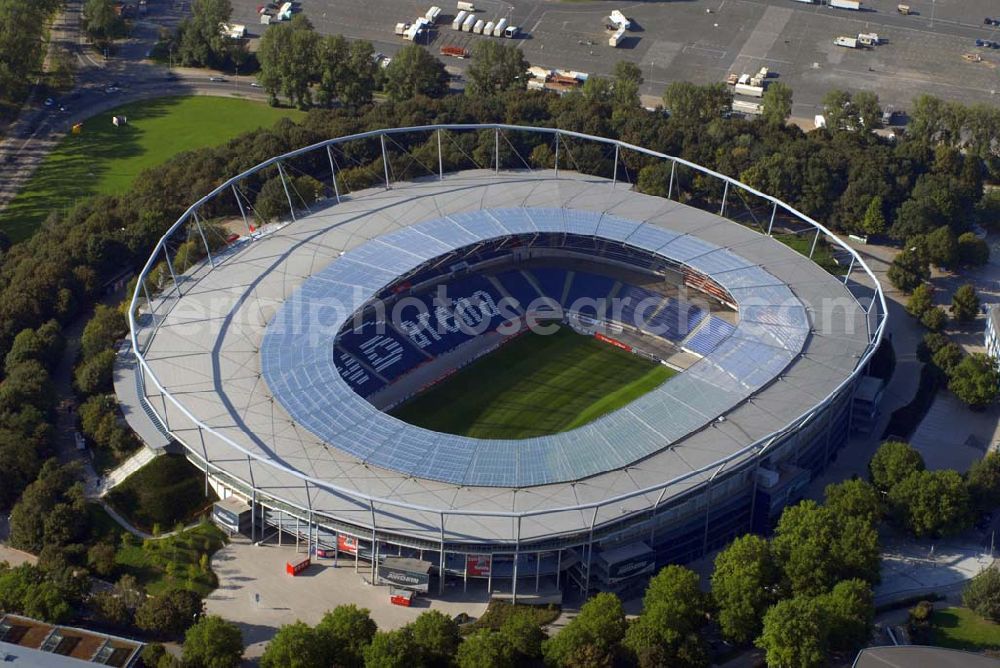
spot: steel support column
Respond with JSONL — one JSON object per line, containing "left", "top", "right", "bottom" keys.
{"left": 439, "top": 513, "right": 446, "bottom": 595}
{"left": 380, "top": 134, "right": 390, "bottom": 190}
{"left": 583, "top": 507, "right": 599, "bottom": 598}
{"left": 276, "top": 162, "right": 296, "bottom": 222}
{"left": 554, "top": 132, "right": 560, "bottom": 177}
{"left": 162, "top": 245, "right": 179, "bottom": 292}
{"left": 512, "top": 517, "right": 521, "bottom": 604}
{"left": 555, "top": 549, "right": 562, "bottom": 589}
{"left": 667, "top": 159, "right": 676, "bottom": 200}
{"left": 767, "top": 201, "right": 777, "bottom": 236}
{"left": 487, "top": 554, "right": 493, "bottom": 594}
{"left": 325, "top": 145, "right": 341, "bottom": 204}
{"left": 141, "top": 282, "right": 153, "bottom": 316}
{"left": 192, "top": 212, "right": 215, "bottom": 268}
{"left": 369, "top": 500, "right": 377, "bottom": 585}
{"left": 437, "top": 129, "right": 443, "bottom": 180}
{"left": 495, "top": 128, "right": 500, "bottom": 174}
{"left": 232, "top": 185, "right": 252, "bottom": 236}
{"left": 809, "top": 229, "right": 820, "bottom": 259}
{"left": 612, "top": 143, "right": 620, "bottom": 188}
{"left": 535, "top": 552, "right": 541, "bottom": 592}
{"left": 843, "top": 255, "right": 856, "bottom": 285}
{"left": 719, "top": 181, "right": 730, "bottom": 217}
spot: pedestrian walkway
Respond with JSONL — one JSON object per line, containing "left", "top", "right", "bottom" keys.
{"left": 87, "top": 445, "right": 160, "bottom": 498}
{"left": 911, "top": 393, "right": 998, "bottom": 473}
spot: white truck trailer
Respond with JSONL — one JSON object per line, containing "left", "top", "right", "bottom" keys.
{"left": 462, "top": 14, "right": 476, "bottom": 31}
{"left": 473, "top": 19, "right": 485, "bottom": 33}
{"left": 484, "top": 20, "right": 495, "bottom": 35}
{"left": 609, "top": 26, "right": 627, "bottom": 47}
{"left": 425, "top": 6, "right": 442, "bottom": 23}
{"left": 452, "top": 10, "right": 467, "bottom": 29}
{"left": 609, "top": 9, "right": 631, "bottom": 29}
{"left": 734, "top": 82, "right": 764, "bottom": 97}
{"left": 857, "top": 32, "right": 879, "bottom": 46}
{"left": 732, "top": 100, "right": 763, "bottom": 115}
{"left": 493, "top": 18, "right": 508, "bottom": 37}
{"left": 834, "top": 35, "right": 858, "bottom": 48}
{"left": 456, "top": 1, "right": 475, "bottom": 11}
{"left": 829, "top": 0, "right": 861, "bottom": 9}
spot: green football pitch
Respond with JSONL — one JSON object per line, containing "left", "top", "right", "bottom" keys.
{"left": 391, "top": 326, "right": 675, "bottom": 439}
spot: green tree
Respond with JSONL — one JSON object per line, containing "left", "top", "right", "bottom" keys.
{"left": 925, "top": 226, "right": 959, "bottom": 268}
{"left": 869, "top": 441, "right": 925, "bottom": 494}
{"left": 83, "top": 0, "right": 126, "bottom": 50}
{"left": 949, "top": 353, "right": 1000, "bottom": 409}
{"left": 887, "top": 248, "right": 930, "bottom": 293}
{"left": 931, "top": 342, "right": 963, "bottom": 375}
{"left": 456, "top": 629, "right": 514, "bottom": 668}
{"left": 824, "top": 478, "right": 882, "bottom": 526}
{"left": 74, "top": 348, "right": 116, "bottom": 395}
{"left": 261, "top": 621, "right": 324, "bottom": 668}
{"left": 498, "top": 609, "right": 544, "bottom": 660}
{"left": 662, "top": 82, "right": 732, "bottom": 123}
{"left": 889, "top": 469, "right": 973, "bottom": 538}
{"left": 761, "top": 81, "right": 792, "bottom": 127}
{"left": 624, "top": 565, "right": 708, "bottom": 665}
{"left": 314, "top": 604, "right": 376, "bottom": 668}
{"left": 81, "top": 304, "right": 127, "bottom": 360}
{"left": 710, "top": 534, "right": 778, "bottom": 644}
{"left": 755, "top": 596, "right": 826, "bottom": 668}
{"left": 409, "top": 610, "right": 460, "bottom": 667}
{"left": 772, "top": 501, "right": 838, "bottom": 596}
{"left": 466, "top": 41, "right": 528, "bottom": 96}
{"left": 363, "top": 628, "right": 417, "bottom": 668}
{"left": 612, "top": 60, "right": 643, "bottom": 110}
{"left": 951, "top": 284, "right": 980, "bottom": 323}
{"left": 5, "top": 320, "right": 64, "bottom": 373}
{"left": 177, "top": 0, "right": 241, "bottom": 69}
{"left": 967, "top": 451, "right": 1000, "bottom": 515}
{"left": 964, "top": 566, "right": 1000, "bottom": 622}
{"left": 383, "top": 44, "right": 449, "bottom": 102}
{"left": 859, "top": 195, "right": 886, "bottom": 236}
{"left": 920, "top": 305, "right": 947, "bottom": 332}
{"left": 257, "top": 15, "right": 320, "bottom": 107}
{"left": 906, "top": 283, "right": 934, "bottom": 318}
{"left": 819, "top": 579, "right": 874, "bottom": 652}
{"left": 136, "top": 588, "right": 204, "bottom": 638}
{"left": 543, "top": 592, "right": 626, "bottom": 667}
{"left": 958, "top": 232, "right": 990, "bottom": 266}
{"left": 183, "top": 615, "right": 244, "bottom": 668}
{"left": 87, "top": 542, "right": 117, "bottom": 578}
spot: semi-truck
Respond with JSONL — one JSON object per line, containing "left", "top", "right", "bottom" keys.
{"left": 829, "top": 0, "right": 861, "bottom": 10}
{"left": 395, "top": 22, "right": 410, "bottom": 35}
{"left": 834, "top": 36, "right": 858, "bottom": 48}
{"left": 503, "top": 25, "right": 518, "bottom": 38}
{"left": 857, "top": 32, "right": 879, "bottom": 46}
{"left": 452, "top": 10, "right": 467, "bottom": 29}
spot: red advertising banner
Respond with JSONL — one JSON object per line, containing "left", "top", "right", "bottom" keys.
{"left": 466, "top": 555, "right": 491, "bottom": 576}
{"left": 594, "top": 332, "right": 632, "bottom": 352}
{"left": 337, "top": 534, "right": 359, "bottom": 554}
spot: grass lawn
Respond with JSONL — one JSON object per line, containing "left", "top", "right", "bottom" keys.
{"left": 930, "top": 606, "right": 1000, "bottom": 651}
{"left": 464, "top": 601, "right": 561, "bottom": 634}
{"left": 0, "top": 95, "right": 304, "bottom": 242}
{"left": 391, "top": 327, "right": 675, "bottom": 438}
{"left": 105, "top": 454, "right": 218, "bottom": 534}
{"left": 88, "top": 504, "right": 226, "bottom": 597}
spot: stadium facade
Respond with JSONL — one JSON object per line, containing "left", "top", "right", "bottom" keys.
{"left": 123, "top": 125, "right": 886, "bottom": 601}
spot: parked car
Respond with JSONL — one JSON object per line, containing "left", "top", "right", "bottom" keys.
{"left": 249, "top": 81, "right": 262, "bottom": 88}
{"left": 44, "top": 97, "right": 54, "bottom": 107}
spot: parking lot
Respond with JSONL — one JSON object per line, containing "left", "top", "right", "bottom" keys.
{"left": 232, "top": 0, "right": 1000, "bottom": 117}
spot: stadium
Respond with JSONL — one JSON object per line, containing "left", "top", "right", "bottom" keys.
{"left": 123, "top": 125, "right": 886, "bottom": 602}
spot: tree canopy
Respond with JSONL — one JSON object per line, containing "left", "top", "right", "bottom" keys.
{"left": 710, "top": 534, "right": 778, "bottom": 644}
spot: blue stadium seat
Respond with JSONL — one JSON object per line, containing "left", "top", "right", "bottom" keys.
{"left": 493, "top": 271, "right": 542, "bottom": 311}
{"left": 336, "top": 321, "right": 427, "bottom": 383}
{"left": 528, "top": 267, "right": 570, "bottom": 306}
{"left": 684, "top": 316, "right": 737, "bottom": 356}
{"left": 564, "top": 272, "right": 616, "bottom": 315}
